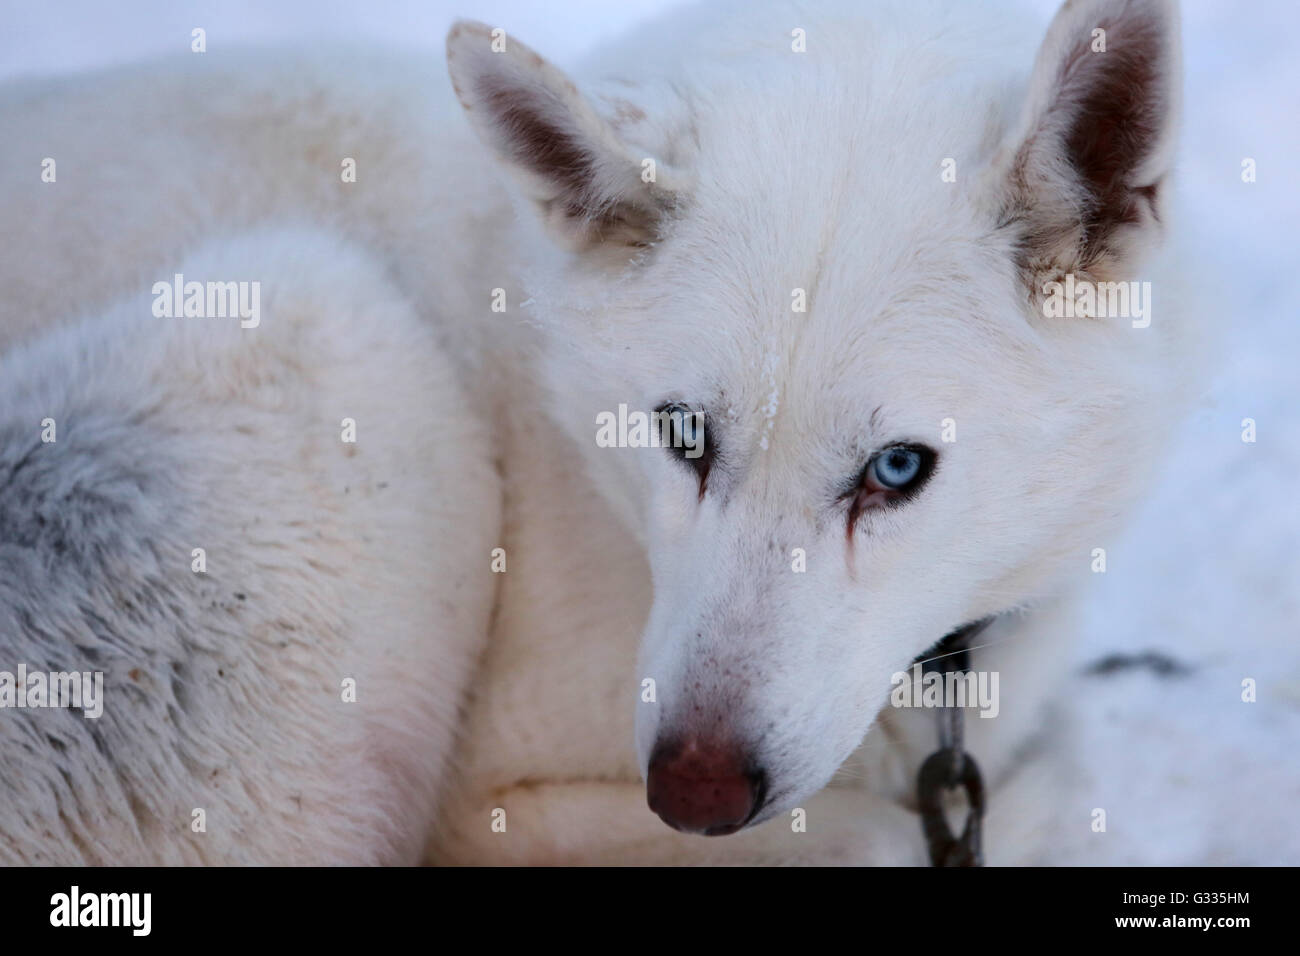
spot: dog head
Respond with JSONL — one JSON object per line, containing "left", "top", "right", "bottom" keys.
{"left": 447, "top": 0, "right": 1182, "bottom": 833}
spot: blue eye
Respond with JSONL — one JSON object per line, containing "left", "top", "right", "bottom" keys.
{"left": 870, "top": 445, "right": 927, "bottom": 491}
{"left": 677, "top": 409, "right": 702, "bottom": 446}
{"left": 847, "top": 444, "right": 936, "bottom": 526}
{"left": 655, "top": 402, "right": 712, "bottom": 480}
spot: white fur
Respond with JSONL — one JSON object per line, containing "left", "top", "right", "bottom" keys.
{"left": 0, "top": 0, "right": 1188, "bottom": 864}
{"left": 0, "top": 230, "right": 498, "bottom": 863}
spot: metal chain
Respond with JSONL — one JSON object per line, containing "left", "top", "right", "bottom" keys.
{"left": 914, "top": 618, "right": 992, "bottom": 867}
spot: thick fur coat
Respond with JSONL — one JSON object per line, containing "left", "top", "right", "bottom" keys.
{"left": 0, "top": 0, "right": 1188, "bottom": 864}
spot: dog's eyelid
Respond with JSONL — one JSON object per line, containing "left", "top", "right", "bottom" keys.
{"left": 838, "top": 464, "right": 869, "bottom": 500}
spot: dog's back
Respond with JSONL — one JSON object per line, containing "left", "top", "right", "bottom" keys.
{"left": 0, "top": 229, "right": 499, "bottom": 863}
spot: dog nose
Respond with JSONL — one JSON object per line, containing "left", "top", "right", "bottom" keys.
{"left": 646, "top": 739, "right": 764, "bottom": 835}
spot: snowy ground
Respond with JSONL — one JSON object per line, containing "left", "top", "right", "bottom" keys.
{"left": 1059, "top": 0, "right": 1300, "bottom": 865}
{"left": 3, "top": 1, "right": 1295, "bottom": 864}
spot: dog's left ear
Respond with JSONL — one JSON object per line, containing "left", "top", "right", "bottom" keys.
{"left": 446, "top": 20, "right": 684, "bottom": 252}
{"left": 1000, "top": 0, "right": 1181, "bottom": 291}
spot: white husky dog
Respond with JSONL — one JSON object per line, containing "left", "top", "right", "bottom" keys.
{"left": 0, "top": 0, "right": 1184, "bottom": 864}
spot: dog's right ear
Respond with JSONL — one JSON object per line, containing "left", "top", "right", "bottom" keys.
{"left": 446, "top": 21, "right": 682, "bottom": 252}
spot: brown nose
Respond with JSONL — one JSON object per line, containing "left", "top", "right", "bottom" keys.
{"left": 646, "top": 739, "right": 764, "bottom": 835}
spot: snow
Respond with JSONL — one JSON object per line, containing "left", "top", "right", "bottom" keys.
{"left": 3, "top": 0, "right": 1295, "bottom": 863}
{"left": 1056, "top": 0, "right": 1300, "bottom": 864}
